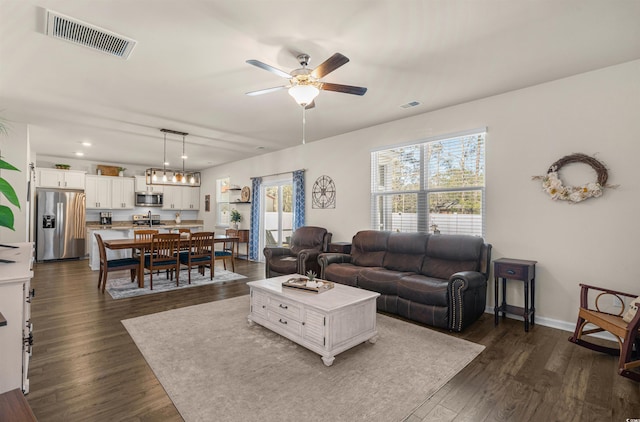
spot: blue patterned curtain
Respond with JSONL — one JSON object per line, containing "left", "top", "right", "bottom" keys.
{"left": 249, "top": 177, "right": 262, "bottom": 260}
{"left": 292, "top": 170, "right": 305, "bottom": 230}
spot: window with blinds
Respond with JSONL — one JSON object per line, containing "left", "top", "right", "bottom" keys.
{"left": 371, "top": 129, "right": 486, "bottom": 237}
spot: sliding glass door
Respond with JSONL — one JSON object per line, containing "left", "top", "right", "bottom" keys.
{"left": 262, "top": 178, "right": 293, "bottom": 252}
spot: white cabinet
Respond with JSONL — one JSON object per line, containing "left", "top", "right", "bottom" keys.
{"left": 85, "top": 175, "right": 112, "bottom": 209}
{"left": 85, "top": 176, "right": 134, "bottom": 209}
{"left": 0, "top": 243, "right": 34, "bottom": 394}
{"left": 111, "top": 178, "right": 135, "bottom": 209}
{"left": 247, "top": 277, "right": 379, "bottom": 367}
{"left": 36, "top": 168, "right": 85, "bottom": 189}
{"left": 182, "top": 187, "right": 200, "bottom": 210}
{"left": 162, "top": 186, "right": 181, "bottom": 210}
{"left": 162, "top": 186, "right": 199, "bottom": 210}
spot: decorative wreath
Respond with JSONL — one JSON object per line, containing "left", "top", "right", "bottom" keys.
{"left": 532, "top": 153, "right": 616, "bottom": 203}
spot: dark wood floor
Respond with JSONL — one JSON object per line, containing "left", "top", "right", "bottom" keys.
{"left": 25, "top": 259, "right": 639, "bottom": 422}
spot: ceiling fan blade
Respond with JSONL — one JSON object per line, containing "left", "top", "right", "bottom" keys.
{"left": 246, "top": 59, "right": 291, "bottom": 79}
{"left": 320, "top": 82, "right": 367, "bottom": 96}
{"left": 311, "top": 53, "right": 349, "bottom": 79}
{"left": 246, "top": 86, "right": 288, "bottom": 96}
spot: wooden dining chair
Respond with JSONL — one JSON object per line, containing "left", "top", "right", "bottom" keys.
{"left": 179, "top": 231, "right": 215, "bottom": 283}
{"left": 133, "top": 229, "right": 159, "bottom": 257}
{"left": 215, "top": 238, "right": 235, "bottom": 272}
{"left": 95, "top": 233, "right": 140, "bottom": 293}
{"left": 144, "top": 233, "right": 181, "bottom": 290}
{"left": 568, "top": 283, "right": 640, "bottom": 381}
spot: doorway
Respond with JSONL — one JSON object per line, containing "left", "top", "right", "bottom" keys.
{"left": 261, "top": 178, "right": 293, "bottom": 253}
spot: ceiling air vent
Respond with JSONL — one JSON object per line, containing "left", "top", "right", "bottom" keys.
{"left": 400, "top": 101, "right": 421, "bottom": 109}
{"left": 45, "top": 10, "right": 137, "bottom": 60}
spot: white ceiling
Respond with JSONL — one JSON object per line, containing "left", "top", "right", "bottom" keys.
{"left": 2, "top": 0, "right": 640, "bottom": 171}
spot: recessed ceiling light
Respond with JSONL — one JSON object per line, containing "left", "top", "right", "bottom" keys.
{"left": 255, "top": 146, "right": 265, "bottom": 150}
{"left": 74, "top": 152, "right": 84, "bottom": 156}
{"left": 81, "top": 141, "right": 91, "bottom": 146}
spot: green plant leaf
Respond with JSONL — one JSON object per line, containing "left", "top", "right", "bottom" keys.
{"left": 0, "top": 158, "right": 19, "bottom": 171}
{"left": 0, "top": 205, "right": 15, "bottom": 230}
{"left": 0, "top": 178, "right": 20, "bottom": 208}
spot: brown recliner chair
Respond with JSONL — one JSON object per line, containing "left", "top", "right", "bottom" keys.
{"left": 263, "top": 226, "right": 332, "bottom": 278}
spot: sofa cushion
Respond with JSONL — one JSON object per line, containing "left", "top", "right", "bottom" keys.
{"left": 397, "top": 274, "right": 449, "bottom": 307}
{"left": 351, "top": 231, "right": 390, "bottom": 267}
{"left": 358, "top": 268, "right": 412, "bottom": 296}
{"left": 382, "top": 232, "right": 428, "bottom": 272}
{"left": 324, "top": 263, "right": 369, "bottom": 287}
{"left": 421, "top": 235, "right": 484, "bottom": 279}
{"left": 268, "top": 256, "right": 297, "bottom": 275}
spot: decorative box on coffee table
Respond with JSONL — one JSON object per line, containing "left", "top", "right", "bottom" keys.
{"left": 247, "top": 275, "right": 380, "bottom": 366}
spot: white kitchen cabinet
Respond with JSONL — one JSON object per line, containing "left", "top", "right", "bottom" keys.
{"left": 0, "top": 243, "right": 34, "bottom": 394}
{"left": 86, "top": 176, "right": 134, "bottom": 209}
{"left": 111, "top": 177, "right": 135, "bottom": 209}
{"left": 85, "top": 175, "right": 112, "bottom": 209}
{"left": 162, "top": 186, "right": 199, "bottom": 210}
{"left": 36, "top": 168, "right": 85, "bottom": 189}
{"left": 162, "top": 185, "right": 181, "bottom": 210}
{"left": 182, "top": 186, "right": 200, "bottom": 210}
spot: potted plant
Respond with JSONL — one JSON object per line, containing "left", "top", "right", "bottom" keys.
{"left": 0, "top": 121, "right": 21, "bottom": 231}
{"left": 230, "top": 209, "right": 242, "bottom": 229}
{"left": 117, "top": 167, "right": 126, "bottom": 176}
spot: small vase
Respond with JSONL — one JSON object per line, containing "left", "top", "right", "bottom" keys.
{"left": 119, "top": 171, "right": 124, "bottom": 177}
{"left": 233, "top": 223, "right": 239, "bottom": 230}
{"left": 175, "top": 216, "right": 181, "bottom": 224}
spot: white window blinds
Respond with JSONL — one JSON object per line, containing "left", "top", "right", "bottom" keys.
{"left": 371, "top": 129, "right": 486, "bottom": 236}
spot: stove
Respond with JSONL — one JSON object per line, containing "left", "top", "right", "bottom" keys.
{"left": 132, "top": 214, "right": 164, "bottom": 226}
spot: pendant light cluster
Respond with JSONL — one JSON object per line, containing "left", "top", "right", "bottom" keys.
{"left": 146, "top": 128, "right": 201, "bottom": 186}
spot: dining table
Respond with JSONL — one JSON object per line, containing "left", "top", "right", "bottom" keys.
{"left": 104, "top": 234, "right": 239, "bottom": 288}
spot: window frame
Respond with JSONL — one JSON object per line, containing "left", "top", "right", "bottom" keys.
{"left": 371, "top": 128, "right": 486, "bottom": 237}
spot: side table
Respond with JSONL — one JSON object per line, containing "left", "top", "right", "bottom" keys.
{"left": 328, "top": 242, "right": 351, "bottom": 254}
{"left": 494, "top": 258, "right": 537, "bottom": 332}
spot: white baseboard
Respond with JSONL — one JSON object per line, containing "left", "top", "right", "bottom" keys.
{"left": 484, "top": 307, "right": 618, "bottom": 343}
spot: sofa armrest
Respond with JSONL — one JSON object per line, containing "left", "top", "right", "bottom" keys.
{"left": 448, "top": 271, "right": 488, "bottom": 332}
{"left": 263, "top": 247, "right": 293, "bottom": 260}
{"left": 298, "top": 249, "right": 322, "bottom": 275}
{"left": 318, "top": 253, "right": 352, "bottom": 279}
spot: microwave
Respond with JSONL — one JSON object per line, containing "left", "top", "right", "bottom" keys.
{"left": 135, "top": 191, "right": 163, "bottom": 207}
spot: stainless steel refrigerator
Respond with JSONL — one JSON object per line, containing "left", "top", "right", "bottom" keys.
{"left": 36, "top": 189, "right": 86, "bottom": 261}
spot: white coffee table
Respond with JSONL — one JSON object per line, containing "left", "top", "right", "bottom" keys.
{"left": 247, "top": 275, "right": 380, "bottom": 366}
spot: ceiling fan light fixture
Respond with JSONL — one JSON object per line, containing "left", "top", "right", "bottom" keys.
{"left": 289, "top": 84, "right": 319, "bottom": 106}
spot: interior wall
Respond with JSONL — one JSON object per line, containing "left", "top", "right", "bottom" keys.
{"left": 0, "top": 121, "right": 29, "bottom": 243}
{"left": 201, "top": 59, "right": 639, "bottom": 328}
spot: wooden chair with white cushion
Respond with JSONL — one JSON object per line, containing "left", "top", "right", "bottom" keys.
{"left": 568, "top": 283, "right": 640, "bottom": 381}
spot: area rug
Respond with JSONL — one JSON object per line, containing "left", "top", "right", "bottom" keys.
{"left": 122, "top": 295, "right": 485, "bottom": 422}
{"left": 106, "top": 269, "right": 246, "bottom": 299}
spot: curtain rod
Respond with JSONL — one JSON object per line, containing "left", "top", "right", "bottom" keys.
{"left": 250, "top": 168, "right": 306, "bottom": 179}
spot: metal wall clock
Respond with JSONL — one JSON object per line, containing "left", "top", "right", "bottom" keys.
{"left": 312, "top": 175, "right": 336, "bottom": 209}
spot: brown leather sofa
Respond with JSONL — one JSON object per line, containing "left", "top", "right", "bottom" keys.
{"left": 264, "top": 226, "right": 332, "bottom": 278}
{"left": 318, "top": 230, "right": 491, "bottom": 332}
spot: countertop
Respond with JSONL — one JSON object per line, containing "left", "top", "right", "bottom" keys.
{"left": 86, "top": 221, "right": 204, "bottom": 230}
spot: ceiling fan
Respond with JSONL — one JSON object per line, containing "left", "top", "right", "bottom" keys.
{"left": 245, "top": 52, "right": 367, "bottom": 108}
